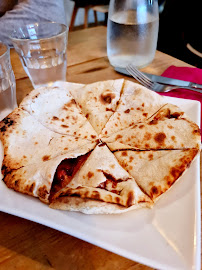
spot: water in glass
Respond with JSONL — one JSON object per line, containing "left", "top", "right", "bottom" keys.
{"left": 22, "top": 49, "right": 67, "bottom": 88}
{"left": 107, "top": 0, "right": 159, "bottom": 69}
{"left": 11, "top": 22, "right": 68, "bottom": 89}
{"left": 0, "top": 81, "right": 16, "bottom": 120}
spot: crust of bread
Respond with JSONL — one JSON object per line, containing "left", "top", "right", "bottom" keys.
{"left": 49, "top": 196, "right": 152, "bottom": 214}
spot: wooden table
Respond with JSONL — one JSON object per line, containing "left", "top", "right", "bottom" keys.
{"left": 0, "top": 26, "right": 200, "bottom": 270}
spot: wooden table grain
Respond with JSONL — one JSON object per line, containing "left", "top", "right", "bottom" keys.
{"left": 0, "top": 26, "right": 200, "bottom": 270}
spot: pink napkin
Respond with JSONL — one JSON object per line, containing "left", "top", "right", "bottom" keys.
{"left": 159, "top": 65, "right": 202, "bottom": 129}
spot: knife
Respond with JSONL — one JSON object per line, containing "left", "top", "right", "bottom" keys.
{"left": 115, "top": 67, "right": 202, "bottom": 90}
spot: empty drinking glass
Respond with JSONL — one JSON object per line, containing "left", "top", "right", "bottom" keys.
{"left": 107, "top": 0, "right": 159, "bottom": 69}
{"left": 0, "top": 42, "right": 17, "bottom": 121}
{"left": 10, "top": 22, "right": 68, "bottom": 89}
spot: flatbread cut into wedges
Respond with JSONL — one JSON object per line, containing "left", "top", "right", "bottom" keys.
{"left": 0, "top": 78, "right": 201, "bottom": 215}
{"left": 101, "top": 80, "right": 167, "bottom": 136}
{"left": 50, "top": 143, "right": 152, "bottom": 214}
{"left": 69, "top": 79, "right": 124, "bottom": 134}
{"left": 114, "top": 148, "right": 199, "bottom": 202}
{"left": 0, "top": 108, "right": 97, "bottom": 172}
{"left": 2, "top": 148, "right": 95, "bottom": 203}
{"left": 101, "top": 103, "right": 201, "bottom": 151}
{"left": 20, "top": 82, "right": 98, "bottom": 140}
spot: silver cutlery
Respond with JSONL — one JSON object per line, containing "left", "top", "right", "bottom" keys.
{"left": 115, "top": 66, "right": 202, "bottom": 89}
{"left": 125, "top": 64, "right": 202, "bottom": 94}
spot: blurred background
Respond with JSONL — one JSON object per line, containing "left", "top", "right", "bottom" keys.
{"left": 65, "top": 0, "right": 202, "bottom": 68}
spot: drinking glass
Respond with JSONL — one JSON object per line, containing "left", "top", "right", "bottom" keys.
{"left": 107, "top": 0, "right": 159, "bottom": 69}
{"left": 10, "top": 22, "right": 68, "bottom": 89}
{"left": 0, "top": 42, "right": 17, "bottom": 121}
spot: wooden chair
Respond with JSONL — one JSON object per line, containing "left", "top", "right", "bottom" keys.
{"left": 69, "top": 0, "right": 109, "bottom": 31}
{"left": 91, "top": 5, "right": 109, "bottom": 25}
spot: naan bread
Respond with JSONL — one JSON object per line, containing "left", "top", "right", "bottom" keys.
{"left": 69, "top": 79, "right": 124, "bottom": 134}
{"left": 20, "top": 83, "right": 98, "bottom": 140}
{"left": 114, "top": 148, "right": 199, "bottom": 201}
{"left": 101, "top": 80, "right": 167, "bottom": 136}
{"left": 50, "top": 144, "right": 152, "bottom": 213}
{"left": 0, "top": 108, "right": 97, "bottom": 172}
{"left": 0, "top": 79, "right": 200, "bottom": 214}
{"left": 101, "top": 104, "right": 201, "bottom": 151}
{"left": 3, "top": 149, "right": 95, "bottom": 203}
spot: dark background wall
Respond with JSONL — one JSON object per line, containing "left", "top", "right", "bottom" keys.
{"left": 157, "top": 0, "right": 202, "bottom": 68}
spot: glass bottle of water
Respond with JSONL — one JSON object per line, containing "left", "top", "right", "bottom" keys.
{"left": 107, "top": 0, "right": 159, "bottom": 69}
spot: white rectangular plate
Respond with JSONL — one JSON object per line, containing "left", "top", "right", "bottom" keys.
{"left": 0, "top": 97, "right": 201, "bottom": 270}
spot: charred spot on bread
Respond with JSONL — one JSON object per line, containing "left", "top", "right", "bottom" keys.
{"left": 0, "top": 117, "right": 14, "bottom": 132}
{"left": 144, "top": 132, "right": 152, "bottom": 140}
{"left": 100, "top": 90, "right": 116, "bottom": 105}
{"left": 52, "top": 116, "right": 59, "bottom": 121}
{"left": 62, "top": 100, "right": 76, "bottom": 110}
{"left": 193, "top": 128, "right": 200, "bottom": 135}
{"left": 61, "top": 124, "right": 69, "bottom": 128}
{"left": 98, "top": 141, "right": 106, "bottom": 147}
{"left": 150, "top": 186, "right": 163, "bottom": 199}
{"left": 92, "top": 190, "right": 100, "bottom": 200}
{"left": 28, "top": 183, "right": 35, "bottom": 193}
{"left": 169, "top": 112, "right": 184, "bottom": 119}
{"left": 126, "top": 191, "right": 135, "bottom": 207}
{"left": 87, "top": 171, "right": 94, "bottom": 179}
{"left": 121, "top": 151, "right": 128, "bottom": 156}
{"left": 42, "top": 155, "right": 51, "bottom": 161}
{"left": 149, "top": 119, "right": 158, "bottom": 125}
{"left": 38, "top": 186, "right": 49, "bottom": 200}
{"left": 154, "top": 132, "right": 166, "bottom": 144}
{"left": 115, "top": 134, "right": 122, "bottom": 140}
{"left": 124, "top": 109, "right": 130, "bottom": 113}
{"left": 1, "top": 164, "right": 9, "bottom": 174}
{"left": 170, "top": 167, "right": 184, "bottom": 179}
{"left": 148, "top": 153, "right": 153, "bottom": 161}
{"left": 106, "top": 108, "right": 114, "bottom": 112}
{"left": 171, "top": 136, "right": 176, "bottom": 141}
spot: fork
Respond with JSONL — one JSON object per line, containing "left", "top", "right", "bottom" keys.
{"left": 126, "top": 64, "right": 202, "bottom": 94}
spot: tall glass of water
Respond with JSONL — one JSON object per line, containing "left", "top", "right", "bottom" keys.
{"left": 0, "top": 42, "right": 17, "bottom": 121}
{"left": 107, "top": 0, "right": 159, "bottom": 69}
{"left": 10, "top": 22, "right": 68, "bottom": 89}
